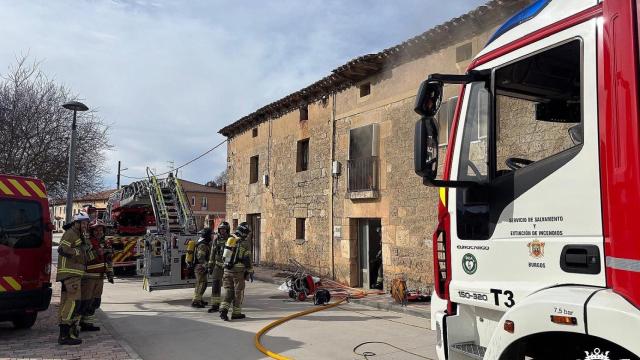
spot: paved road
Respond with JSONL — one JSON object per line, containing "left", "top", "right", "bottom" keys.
{"left": 100, "top": 278, "right": 437, "bottom": 360}
{"left": 52, "top": 232, "right": 62, "bottom": 265}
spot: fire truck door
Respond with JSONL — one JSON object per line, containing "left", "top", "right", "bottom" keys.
{"left": 447, "top": 20, "right": 605, "bottom": 312}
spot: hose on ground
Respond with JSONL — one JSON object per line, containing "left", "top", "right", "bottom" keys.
{"left": 254, "top": 297, "right": 348, "bottom": 360}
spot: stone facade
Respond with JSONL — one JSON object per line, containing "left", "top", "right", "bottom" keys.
{"left": 223, "top": 2, "right": 530, "bottom": 290}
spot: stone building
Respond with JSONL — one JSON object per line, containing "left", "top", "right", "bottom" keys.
{"left": 219, "top": 1, "right": 530, "bottom": 290}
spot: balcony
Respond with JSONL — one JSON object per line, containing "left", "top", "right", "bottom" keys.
{"left": 347, "top": 156, "right": 379, "bottom": 199}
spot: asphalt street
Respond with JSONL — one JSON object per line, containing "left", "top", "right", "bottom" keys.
{"left": 99, "top": 277, "right": 437, "bottom": 360}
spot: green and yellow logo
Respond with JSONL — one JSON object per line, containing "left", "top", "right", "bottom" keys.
{"left": 462, "top": 253, "right": 477, "bottom": 275}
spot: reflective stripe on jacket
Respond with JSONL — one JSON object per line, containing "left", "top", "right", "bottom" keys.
{"left": 56, "top": 227, "right": 87, "bottom": 281}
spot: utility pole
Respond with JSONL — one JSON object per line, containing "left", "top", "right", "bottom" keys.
{"left": 62, "top": 101, "right": 89, "bottom": 224}
{"left": 117, "top": 161, "right": 121, "bottom": 189}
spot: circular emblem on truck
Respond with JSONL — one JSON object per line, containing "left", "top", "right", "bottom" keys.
{"left": 462, "top": 253, "right": 477, "bottom": 275}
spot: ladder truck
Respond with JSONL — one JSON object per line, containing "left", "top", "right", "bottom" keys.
{"left": 414, "top": 1, "right": 640, "bottom": 359}
{"left": 107, "top": 170, "right": 199, "bottom": 291}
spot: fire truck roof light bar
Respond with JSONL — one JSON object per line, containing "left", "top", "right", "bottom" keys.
{"left": 486, "top": 0, "right": 551, "bottom": 46}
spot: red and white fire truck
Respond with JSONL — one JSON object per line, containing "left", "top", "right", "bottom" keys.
{"left": 0, "top": 174, "right": 52, "bottom": 329}
{"left": 104, "top": 199, "right": 154, "bottom": 272}
{"left": 415, "top": 0, "right": 640, "bottom": 358}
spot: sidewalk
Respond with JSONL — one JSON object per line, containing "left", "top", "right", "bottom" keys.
{"left": 0, "top": 265, "right": 140, "bottom": 360}
{"left": 252, "top": 266, "right": 430, "bottom": 319}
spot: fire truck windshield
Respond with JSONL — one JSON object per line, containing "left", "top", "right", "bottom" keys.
{"left": 0, "top": 199, "right": 43, "bottom": 249}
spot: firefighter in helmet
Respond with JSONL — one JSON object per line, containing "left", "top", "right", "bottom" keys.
{"left": 191, "top": 227, "right": 213, "bottom": 308}
{"left": 79, "top": 220, "right": 114, "bottom": 332}
{"left": 219, "top": 221, "right": 253, "bottom": 321}
{"left": 207, "top": 221, "right": 230, "bottom": 313}
{"left": 56, "top": 212, "right": 91, "bottom": 345}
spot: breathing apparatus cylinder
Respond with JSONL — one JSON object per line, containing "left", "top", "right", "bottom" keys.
{"left": 185, "top": 238, "right": 197, "bottom": 265}
{"left": 222, "top": 236, "right": 239, "bottom": 269}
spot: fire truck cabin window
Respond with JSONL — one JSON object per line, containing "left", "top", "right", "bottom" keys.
{"left": 494, "top": 40, "right": 581, "bottom": 175}
{"left": 0, "top": 200, "right": 43, "bottom": 249}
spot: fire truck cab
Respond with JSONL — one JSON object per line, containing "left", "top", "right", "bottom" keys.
{"left": 415, "top": 1, "right": 640, "bottom": 359}
{"left": 0, "top": 174, "right": 53, "bottom": 329}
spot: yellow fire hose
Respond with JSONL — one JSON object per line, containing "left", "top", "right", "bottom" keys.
{"left": 254, "top": 297, "right": 348, "bottom": 360}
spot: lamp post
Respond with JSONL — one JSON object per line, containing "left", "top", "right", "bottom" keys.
{"left": 62, "top": 101, "right": 89, "bottom": 224}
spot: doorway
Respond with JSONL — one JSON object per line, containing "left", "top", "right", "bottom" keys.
{"left": 247, "top": 213, "right": 261, "bottom": 265}
{"left": 356, "top": 218, "right": 382, "bottom": 290}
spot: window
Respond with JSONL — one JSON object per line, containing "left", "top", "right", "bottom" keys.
{"left": 348, "top": 124, "right": 379, "bottom": 192}
{"left": 359, "top": 83, "right": 371, "bottom": 97}
{"left": 0, "top": 200, "right": 43, "bottom": 249}
{"left": 456, "top": 42, "right": 473, "bottom": 63}
{"left": 297, "top": 139, "right": 309, "bottom": 172}
{"left": 296, "top": 218, "right": 305, "bottom": 240}
{"left": 436, "top": 97, "right": 459, "bottom": 146}
{"left": 494, "top": 40, "right": 581, "bottom": 174}
{"left": 252, "top": 128, "right": 258, "bottom": 137}
{"left": 201, "top": 197, "right": 207, "bottom": 209}
{"left": 457, "top": 82, "right": 490, "bottom": 182}
{"left": 300, "top": 105, "right": 308, "bottom": 121}
{"left": 232, "top": 219, "right": 238, "bottom": 231}
{"left": 191, "top": 196, "right": 195, "bottom": 206}
{"left": 249, "top": 155, "right": 259, "bottom": 184}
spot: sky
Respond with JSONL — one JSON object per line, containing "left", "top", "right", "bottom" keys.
{"left": 0, "top": 0, "right": 487, "bottom": 189}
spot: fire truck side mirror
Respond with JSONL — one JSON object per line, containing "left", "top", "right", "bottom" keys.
{"left": 414, "top": 80, "right": 443, "bottom": 117}
{"left": 414, "top": 116, "right": 439, "bottom": 181}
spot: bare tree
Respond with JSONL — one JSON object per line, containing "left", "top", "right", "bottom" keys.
{"left": 213, "top": 169, "right": 227, "bottom": 187}
{"left": 0, "top": 56, "right": 111, "bottom": 198}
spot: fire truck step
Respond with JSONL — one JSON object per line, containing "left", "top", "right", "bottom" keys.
{"left": 450, "top": 342, "right": 486, "bottom": 360}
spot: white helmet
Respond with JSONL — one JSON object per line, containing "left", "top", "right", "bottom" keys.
{"left": 73, "top": 212, "right": 91, "bottom": 222}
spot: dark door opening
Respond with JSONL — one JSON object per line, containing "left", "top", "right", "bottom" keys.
{"left": 357, "top": 218, "right": 382, "bottom": 290}
{"left": 247, "top": 214, "right": 261, "bottom": 265}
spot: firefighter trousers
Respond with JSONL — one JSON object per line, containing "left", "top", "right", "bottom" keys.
{"left": 80, "top": 277, "right": 104, "bottom": 325}
{"left": 220, "top": 269, "right": 245, "bottom": 315}
{"left": 58, "top": 277, "right": 82, "bottom": 326}
{"left": 192, "top": 266, "right": 208, "bottom": 302}
{"left": 209, "top": 266, "right": 223, "bottom": 306}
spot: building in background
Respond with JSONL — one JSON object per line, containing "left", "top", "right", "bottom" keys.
{"left": 219, "top": 1, "right": 530, "bottom": 290}
{"left": 50, "top": 189, "right": 116, "bottom": 231}
{"left": 180, "top": 179, "right": 226, "bottom": 230}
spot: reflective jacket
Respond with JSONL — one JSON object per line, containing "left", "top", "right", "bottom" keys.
{"left": 208, "top": 232, "right": 227, "bottom": 269}
{"left": 85, "top": 235, "right": 113, "bottom": 278}
{"left": 195, "top": 239, "right": 211, "bottom": 266}
{"left": 56, "top": 227, "right": 87, "bottom": 281}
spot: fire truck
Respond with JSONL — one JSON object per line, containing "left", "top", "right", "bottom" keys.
{"left": 107, "top": 170, "right": 198, "bottom": 291}
{"left": 0, "top": 174, "right": 52, "bottom": 329}
{"left": 414, "top": 1, "right": 640, "bottom": 359}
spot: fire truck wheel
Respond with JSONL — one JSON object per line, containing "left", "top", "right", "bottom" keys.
{"left": 12, "top": 312, "right": 37, "bottom": 329}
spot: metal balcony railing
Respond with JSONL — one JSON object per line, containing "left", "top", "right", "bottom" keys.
{"left": 347, "top": 157, "right": 378, "bottom": 192}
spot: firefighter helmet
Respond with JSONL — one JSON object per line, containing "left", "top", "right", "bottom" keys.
{"left": 199, "top": 227, "right": 213, "bottom": 240}
{"left": 90, "top": 219, "right": 106, "bottom": 228}
{"left": 234, "top": 222, "right": 251, "bottom": 238}
{"left": 73, "top": 212, "right": 90, "bottom": 222}
{"left": 218, "top": 221, "right": 230, "bottom": 232}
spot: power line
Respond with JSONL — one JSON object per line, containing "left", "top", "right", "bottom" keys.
{"left": 119, "top": 138, "right": 228, "bottom": 180}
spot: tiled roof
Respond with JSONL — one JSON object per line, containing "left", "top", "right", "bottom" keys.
{"left": 179, "top": 179, "right": 225, "bottom": 194}
{"left": 218, "top": 0, "right": 531, "bottom": 138}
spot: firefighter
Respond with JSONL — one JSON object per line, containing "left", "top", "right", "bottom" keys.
{"left": 79, "top": 220, "right": 114, "bottom": 332}
{"left": 219, "top": 222, "right": 253, "bottom": 321}
{"left": 191, "top": 228, "right": 213, "bottom": 308}
{"left": 56, "top": 212, "right": 91, "bottom": 345}
{"left": 207, "top": 221, "right": 230, "bottom": 313}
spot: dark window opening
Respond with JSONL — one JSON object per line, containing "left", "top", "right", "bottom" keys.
{"left": 296, "top": 218, "right": 306, "bottom": 240}
{"left": 0, "top": 199, "right": 43, "bottom": 249}
{"left": 359, "top": 83, "right": 371, "bottom": 97}
{"left": 249, "top": 155, "right": 259, "bottom": 184}
{"left": 456, "top": 42, "right": 473, "bottom": 63}
{"left": 300, "top": 106, "right": 308, "bottom": 121}
{"left": 297, "top": 139, "right": 310, "bottom": 172}
{"left": 232, "top": 219, "right": 238, "bottom": 231}
{"left": 252, "top": 128, "right": 258, "bottom": 137}
{"left": 348, "top": 124, "right": 378, "bottom": 192}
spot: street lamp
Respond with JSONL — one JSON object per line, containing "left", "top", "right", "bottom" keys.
{"left": 62, "top": 101, "right": 89, "bottom": 224}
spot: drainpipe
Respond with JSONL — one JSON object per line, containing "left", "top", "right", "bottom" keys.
{"left": 330, "top": 92, "right": 337, "bottom": 280}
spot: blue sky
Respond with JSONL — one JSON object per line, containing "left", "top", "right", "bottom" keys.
{"left": 0, "top": 0, "right": 486, "bottom": 188}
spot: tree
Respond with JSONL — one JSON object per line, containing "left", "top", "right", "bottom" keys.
{"left": 213, "top": 169, "right": 227, "bottom": 187}
{"left": 0, "top": 56, "right": 111, "bottom": 198}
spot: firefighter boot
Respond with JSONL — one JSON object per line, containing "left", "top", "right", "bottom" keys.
{"left": 58, "top": 325, "right": 82, "bottom": 345}
{"left": 231, "top": 313, "right": 246, "bottom": 320}
{"left": 80, "top": 322, "right": 100, "bottom": 331}
{"left": 207, "top": 304, "right": 219, "bottom": 313}
{"left": 191, "top": 301, "right": 205, "bottom": 308}
{"left": 219, "top": 309, "right": 229, "bottom": 321}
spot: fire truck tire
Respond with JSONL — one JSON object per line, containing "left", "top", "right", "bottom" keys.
{"left": 12, "top": 312, "right": 37, "bottom": 329}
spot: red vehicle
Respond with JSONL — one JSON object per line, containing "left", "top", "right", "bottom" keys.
{"left": 0, "top": 174, "right": 52, "bottom": 329}
{"left": 106, "top": 199, "right": 155, "bottom": 272}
